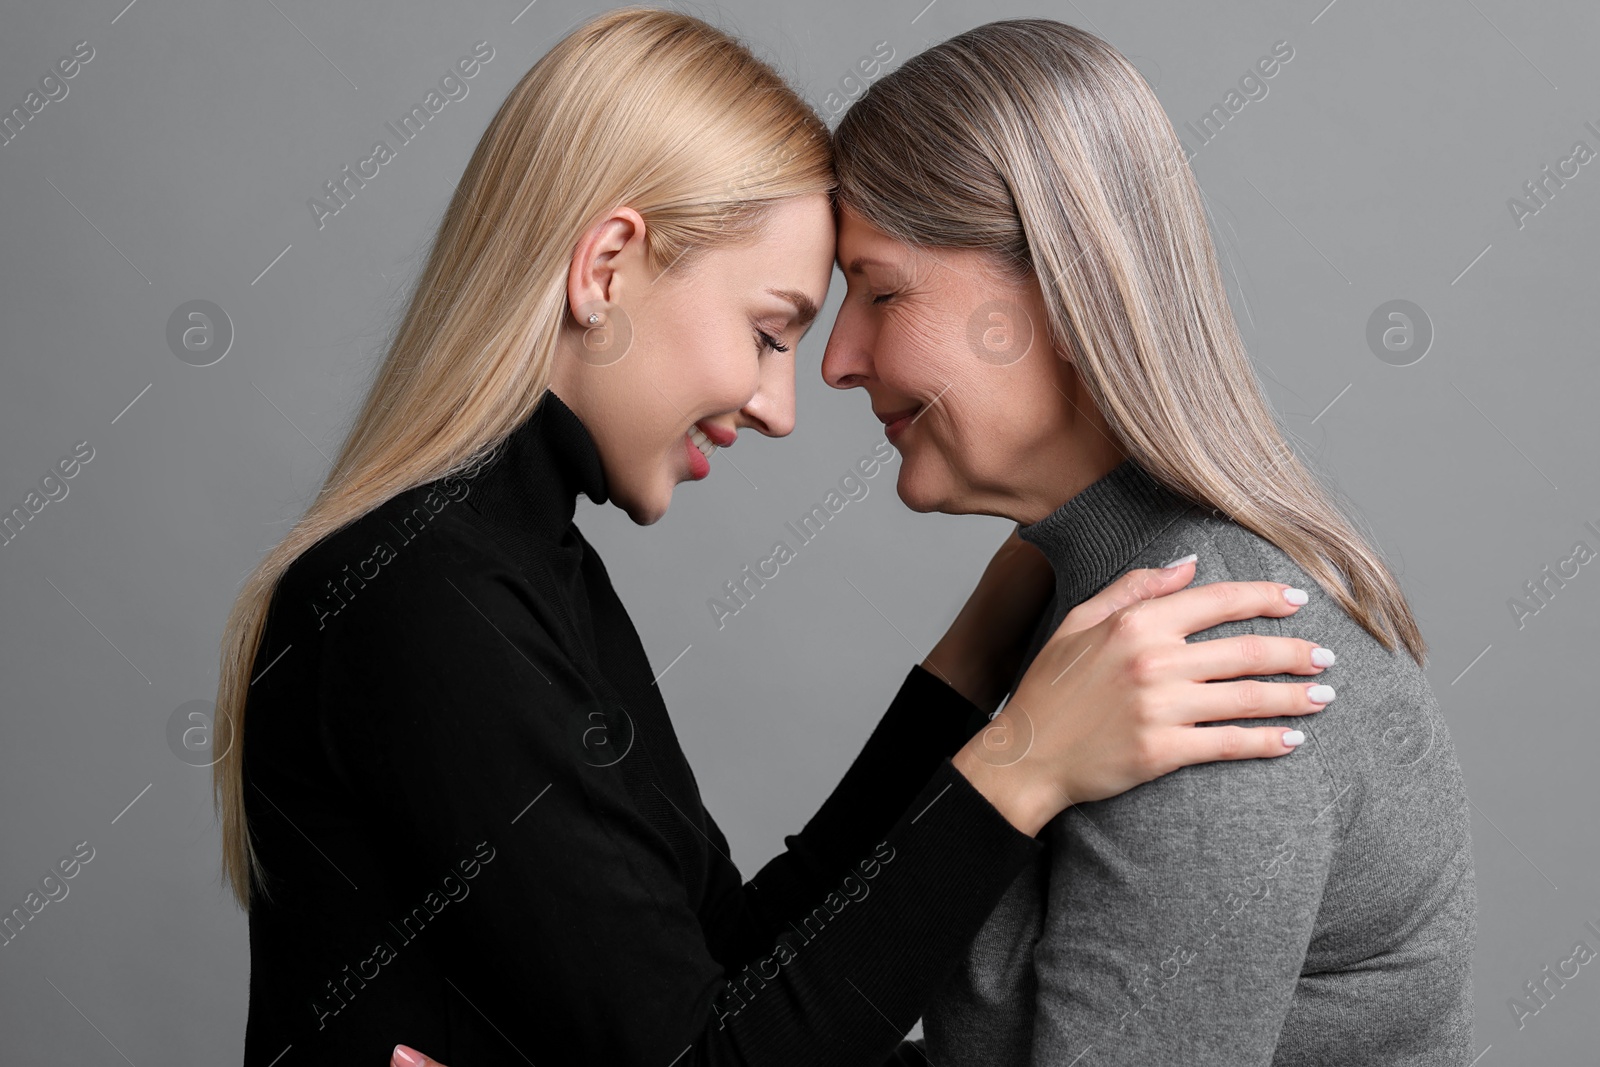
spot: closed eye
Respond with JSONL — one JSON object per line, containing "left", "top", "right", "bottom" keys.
{"left": 756, "top": 330, "right": 791, "bottom": 354}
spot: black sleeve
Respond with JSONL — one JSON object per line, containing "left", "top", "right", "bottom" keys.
{"left": 321, "top": 552, "right": 1041, "bottom": 1067}
{"left": 699, "top": 662, "right": 992, "bottom": 963}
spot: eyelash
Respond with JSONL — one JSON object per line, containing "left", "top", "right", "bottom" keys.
{"left": 756, "top": 330, "right": 791, "bottom": 355}
{"left": 870, "top": 291, "right": 897, "bottom": 305}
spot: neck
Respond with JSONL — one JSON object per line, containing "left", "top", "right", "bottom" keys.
{"left": 1012, "top": 436, "right": 1128, "bottom": 525}
{"left": 1017, "top": 456, "right": 1198, "bottom": 610}
{"left": 1006, "top": 367, "right": 1128, "bottom": 525}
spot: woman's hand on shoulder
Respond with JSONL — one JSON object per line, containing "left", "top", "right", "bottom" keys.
{"left": 953, "top": 556, "right": 1336, "bottom": 835}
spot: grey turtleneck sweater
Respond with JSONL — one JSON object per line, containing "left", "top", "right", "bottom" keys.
{"left": 922, "top": 457, "right": 1477, "bottom": 1066}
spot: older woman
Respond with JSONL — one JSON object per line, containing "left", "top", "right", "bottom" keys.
{"left": 824, "top": 18, "right": 1475, "bottom": 1067}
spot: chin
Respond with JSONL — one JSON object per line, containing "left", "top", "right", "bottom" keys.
{"left": 615, "top": 483, "right": 672, "bottom": 526}
{"left": 631, "top": 501, "right": 670, "bottom": 526}
{"left": 896, "top": 461, "right": 979, "bottom": 516}
{"left": 893, "top": 470, "right": 949, "bottom": 516}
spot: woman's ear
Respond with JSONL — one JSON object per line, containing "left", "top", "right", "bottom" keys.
{"left": 565, "top": 206, "right": 646, "bottom": 329}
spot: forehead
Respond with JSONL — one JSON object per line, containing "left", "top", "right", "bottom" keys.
{"left": 834, "top": 207, "right": 908, "bottom": 270}
{"left": 686, "top": 195, "right": 834, "bottom": 312}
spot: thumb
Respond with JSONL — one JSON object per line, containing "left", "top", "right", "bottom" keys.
{"left": 392, "top": 1045, "right": 448, "bottom": 1067}
{"left": 1058, "top": 552, "right": 1197, "bottom": 633}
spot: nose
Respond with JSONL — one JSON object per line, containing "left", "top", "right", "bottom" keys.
{"left": 740, "top": 352, "right": 797, "bottom": 438}
{"left": 821, "top": 303, "right": 873, "bottom": 391}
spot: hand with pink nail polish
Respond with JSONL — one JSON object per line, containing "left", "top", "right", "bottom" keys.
{"left": 391, "top": 1044, "right": 446, "bottom": 1067}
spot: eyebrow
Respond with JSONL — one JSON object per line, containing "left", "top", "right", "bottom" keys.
{"left": 845, "top": 256, "right": 891, "bottom": 275}
{"left": 766, "top": 287, "right": 820, "bottom": 328}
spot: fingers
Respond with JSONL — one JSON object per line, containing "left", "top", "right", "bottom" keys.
{"left": 393, "top": 1045, "right": 447, "bottom": 1067}
{"left": 1127, "top": 578, "right": 1309, "bottom": 639}
{"left": 1167, "top": 724, "right": 1309, "bottom": 770}
{"left": 1167, "top": 677, "right": 1335, "bottom": 725}
{"left": 1168, "top": 634, "right": 1335, "bottom": 682}
{"left": 1059, "top": 555, "right": 1201, "bottom": 634}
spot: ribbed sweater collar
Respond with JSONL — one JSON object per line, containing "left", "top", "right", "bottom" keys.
{"left": 466, "top": 388, "right": 609, "bottom": 542}
{"left": 1017, "top": 456, "right": 1198, "bottom": 610}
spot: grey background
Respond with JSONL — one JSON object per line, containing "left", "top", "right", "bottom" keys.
{"left": 1, "top": 0, "right": 1594, "bottom": 1062}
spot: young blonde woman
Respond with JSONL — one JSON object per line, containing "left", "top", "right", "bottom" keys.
{"left": 214, "top": 10, "right": 1341, "bottom": 1066}
{"left": 816, "top": 19, "right": 1471, "bottom": 1067}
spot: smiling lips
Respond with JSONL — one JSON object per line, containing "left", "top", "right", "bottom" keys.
{"left": 694, "top": 420, "right": 737, "bottom": 448}
{"left": 876, "top": 405, "right": 922, "bottom": 442}
{"left": 684, "top": 420, "right": 736, "bottom": 481}
{"left": 684, "top": 432, "right": 711, "bottom": 480}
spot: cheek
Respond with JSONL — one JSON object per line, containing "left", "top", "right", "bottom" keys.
{"left": 884, "top": 314, "right": 972, "bottom": 395}
{"left": 642, "top": 344, "right": 758, "bottom": 461}
{"left": 926, "top": 403, "right": 983, "bottom": 469}
{"left": 693, "top": 349, "right": 761, "bottom": 415}
{"left": 872, "top": 330, "right": 929, "bottom": 394}
{"left": 922, "top": 388, "right": 1017, "bottom": 480}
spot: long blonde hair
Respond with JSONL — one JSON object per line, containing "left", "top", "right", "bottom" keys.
{"left": 214, "top": 7, "right": 834, "bottom": 909}
{"left": 834, "top": 18, "right": 1426, "bottom": 667}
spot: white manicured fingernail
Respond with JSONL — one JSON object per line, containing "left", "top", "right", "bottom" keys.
{"left": 1160, "top": 552, "right": 1197, "bottom": 570}
{"left": 1283, "top": 587, "right": 1309, "bottom": 605}
{"left": 1308, "top": 684, "right": 1336, "bottom": 703}
{"left": 1282, "top": 730, "right": 1305, "bottom": 747}
{"left": 1311, "top": 647, "right": 1336, "bottom": 668}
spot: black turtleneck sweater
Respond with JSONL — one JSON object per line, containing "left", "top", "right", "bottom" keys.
{"left": 239, "top": 388, "right": 1042, "bottom": 1066}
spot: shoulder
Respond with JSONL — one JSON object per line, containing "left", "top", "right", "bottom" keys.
{"left": 278, "top": 479, "right": 505, "bottom": 604}
{"left": 1037, "top": 512, "right": 1342, "bottom": 855}
{"left": 282, "top": 485, "right": 604, "bottom": 738}
{"left": 267, "top": 482, "right": 589, "bottom": 700}
{"left": 1128, "top": 508, "right": 1449, "bottom": 788}
{"left": 1131, "top": 507, "right": 1405, "bottom": 670}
